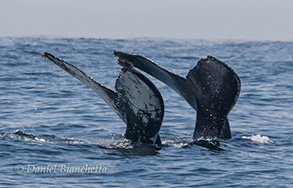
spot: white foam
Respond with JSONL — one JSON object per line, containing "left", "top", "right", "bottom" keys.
{"left": 34, "top": 137, "right": 46, "bottom": 142}
{"left": 162, "top": 139, "right": 189, "bottom": 148}
{"left": 242, "top": 134, "right": 273, "bottom": 144}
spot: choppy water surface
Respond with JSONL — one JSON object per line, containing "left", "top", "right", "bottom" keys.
{"left": 0, "top": 37, "right": 292, "bottom": 187}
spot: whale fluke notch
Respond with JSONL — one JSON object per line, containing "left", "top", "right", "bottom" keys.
{"left": 114, "top": 51, "right": 241, "bottom": 140}
{"left": 42, "top": 52, "right": 164, "bottom": 144}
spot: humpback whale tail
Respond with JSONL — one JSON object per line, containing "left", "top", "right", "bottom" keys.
{"left": 114, "top": 51, "right": 241, "bottom": 140}
{"left": 187, "top": 56, "right": 240, "bottom": 140}
{"left": 42, "top": 52, "right": 164, "bottom": 144}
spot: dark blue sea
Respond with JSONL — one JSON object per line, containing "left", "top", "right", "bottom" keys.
{"left": 0, "top": 37, "right": 292, "bottom": 187}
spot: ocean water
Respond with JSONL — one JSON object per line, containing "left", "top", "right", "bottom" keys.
{"left": 0, "top": 37, "right": 292, "bottom": 187}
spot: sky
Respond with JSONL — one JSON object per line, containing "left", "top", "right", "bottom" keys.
{"left": 0, "top": 0, "right": 292, "bottom": 41}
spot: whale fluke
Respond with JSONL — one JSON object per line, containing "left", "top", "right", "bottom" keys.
{"left": 42, "top": 52, "right": 164, "bottom": 144}
{"left": 187, "top": 56, "right": 240, "bottom": 139}
{"left": 114, "top": 51, "right": 241, "bottom": 140}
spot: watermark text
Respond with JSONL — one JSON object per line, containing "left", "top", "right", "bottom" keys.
{"left": 15, "top": 164, "right": 107, "bottom": 174}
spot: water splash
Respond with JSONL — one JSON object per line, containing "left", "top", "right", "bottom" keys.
{"left": 162, "top": 139, "right": 190, "bottom": 148}
{"left": 7, "top": 129, "right": 46, "bottom": 142}
{"left": 242, "top": 134, "right": 273, "bottom": 144}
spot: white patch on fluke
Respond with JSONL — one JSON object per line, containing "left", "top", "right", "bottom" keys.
{"left": 242, "top": 134, "right": 273, "bottom": 144}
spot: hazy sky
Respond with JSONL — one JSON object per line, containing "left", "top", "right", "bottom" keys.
{"left": 0, "top": 0, "right": 292, "bottom": 41}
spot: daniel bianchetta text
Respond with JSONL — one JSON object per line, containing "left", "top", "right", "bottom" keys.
{"left": 15, "top": 164, "right": 107, "bottom": 174}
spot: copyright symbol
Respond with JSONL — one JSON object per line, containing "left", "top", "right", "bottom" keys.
{"left": 15, "top": 165, "right": 24, "bottom": 173}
